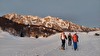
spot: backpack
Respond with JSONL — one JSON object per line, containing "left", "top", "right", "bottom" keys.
{"left": 68, "top": 35, "right": 72, "bottom": 41}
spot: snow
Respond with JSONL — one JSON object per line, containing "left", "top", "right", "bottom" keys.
{"left": 0, "top": 30, "right": 100, "bottom": 56}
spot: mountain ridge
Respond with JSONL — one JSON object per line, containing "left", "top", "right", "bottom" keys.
{"left": 0, "top": 13, "right": 100, "bottom": 37}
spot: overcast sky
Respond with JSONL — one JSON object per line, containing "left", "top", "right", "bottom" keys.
{"left": 0, "top": 0, "right": 100, "bottom": 27}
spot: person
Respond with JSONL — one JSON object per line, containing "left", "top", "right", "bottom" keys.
{"left": 35, "top": 35, "right": 38, "bottom": 39}
{"left": 72, "top": 33, "right": 79, "bottom": 51}
{"left": 60, "top": 32, "right": 67, "bottom": 50}
{"left": 68, "top": 33, "right": 72, "bottom": 46}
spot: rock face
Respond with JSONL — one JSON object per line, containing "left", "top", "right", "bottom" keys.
{"left": 0, "top": 13, "right": 100, "bottom": 37}
{"left": 0, "top": 17, "right": 58, "bottom": 37}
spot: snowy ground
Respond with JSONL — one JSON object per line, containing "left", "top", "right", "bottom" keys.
{"left": 0, "top": 30, "right": 100, "bottom": 56}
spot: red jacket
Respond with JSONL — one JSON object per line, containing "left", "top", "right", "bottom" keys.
{"left": 73, "top": 34, "right": 78, "bottom": 42}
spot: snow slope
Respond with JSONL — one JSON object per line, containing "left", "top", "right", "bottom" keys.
{"left": 0, "top": 30, "right": 100, "bottom": 56}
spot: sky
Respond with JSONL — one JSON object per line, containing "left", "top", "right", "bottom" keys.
{"left": 0, "top": 0, "right": 100, "bottom": 27}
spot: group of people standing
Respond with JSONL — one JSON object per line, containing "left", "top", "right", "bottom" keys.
{"left": 60, "top": 32, "right": 79, "bottom": 51}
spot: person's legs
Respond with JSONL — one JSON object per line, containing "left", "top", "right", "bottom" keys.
{"left": 68, "top": 41, "right": 72, "bottom": 46}
{"left": 68, "top": 41, "right": 70, "bottom": 46}
{"left": 73, "top": 42, "right": 77, "bottom": 50}
{"left": 62, "top": 40, "right": 65, "bottom": 50}
{"left": 70, "top": 41, "right": 72, "bottom": 46}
